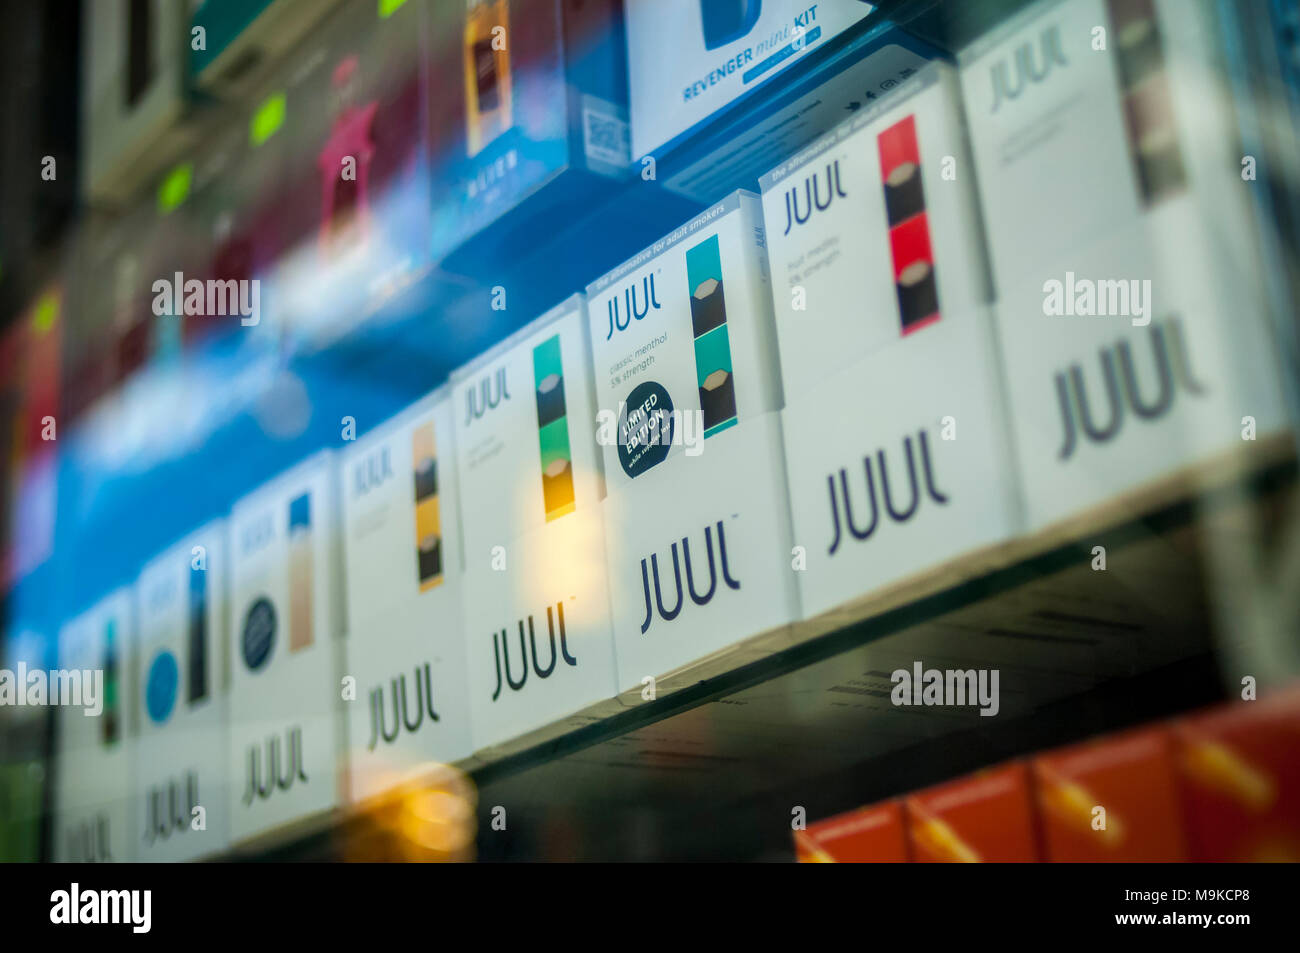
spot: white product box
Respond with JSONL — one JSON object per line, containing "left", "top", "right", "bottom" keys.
{"left": 54, "top": 590, "right": 136, "bottom": 862}
{"left": 759, "top": 64, "right": 1020, "bottom": 618}
{"left": 339, "top": 389, "right": 473, "bottom": 802}
{"left": 960, "top": 0, "right": 1289, "bottom": 529}
{"left": 599, "top": 412, "right": 799, "bottom": 688}
{"left": 760, "top": 65, "right": 991, "bottom": 397}
{"left": 452, "top": 296, "right": 618, "bottom": 752}
{"left": 227, "top": 451, "right": 345, "bottom": 844}
{"left": 625, "top": 0, "right": 874, "bottom": 160}
{"left": 134, "top": 522, "right": 231, "bottom": 862}
{"left": 587, "top": 191, "right": 784, "bottom": 490}
{"left": 586, "top": 192, "right": 799, "bottom": 690}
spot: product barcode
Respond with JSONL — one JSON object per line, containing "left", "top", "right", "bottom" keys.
{"left": 584, "top": 107, "right": 630, "bottom": 166}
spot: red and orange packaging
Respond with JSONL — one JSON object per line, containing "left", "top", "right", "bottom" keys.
{"left": 795, "top": 802, "right": 910, "bottom": 863}
{"left": 905, "top": 762, "right": 1040, "bottom": 862}
{"left": 1032, "top": 726, "right": 1188, "bottom": 862}
{"left": 1171, "top": 691, "right": 1300, "bottom": 862}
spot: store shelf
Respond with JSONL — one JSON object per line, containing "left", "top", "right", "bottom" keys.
{"left": 235, "top": 438, "right": 1295, "bottom": 861}
{"left": 7, "top": 0, "right": 1300, "bottom": 867}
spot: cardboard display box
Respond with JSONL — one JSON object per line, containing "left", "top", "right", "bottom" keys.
{"left": 959, "top": 0, "right": 1289, "bottom": 531}
{"left": 761, "top": 64, "right": 1020, "bottom": 619}
{"left": 340, "top": 389, "right": 474, "bottom": 802}
{"left": 795, "top": 801, "right": 910, "bottom": 862}
{"left": 1173, "top": 691, "right": 1300, "bottom": 862}
{"left": 587, "top": 192, "right": 799, "bottom": 692}
{"left": 905, "top": 762, "right": 1040, "bottom": 862}
{"left": 133, "top": 522, "right": 231, "bottom": 862}
{"left": 1033, "top": 726, "right": 1188, "bottom": 862}
{"left": 227, "top": 452, "right": 345, "bottom": 845}
{"left": 452, "top": 296, "right": 618, "bottom": 753}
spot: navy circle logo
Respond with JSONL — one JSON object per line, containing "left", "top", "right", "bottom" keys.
{"left": 242, "top": 597, "right": 277, "bottom": 671}
{"left": 617, "top": 381, "right": 674, "bottom": 479}
{"left": 145, "top": 651, "right": 179, "bottom": 724}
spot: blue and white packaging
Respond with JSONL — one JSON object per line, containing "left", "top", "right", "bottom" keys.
{"left": 227, "top": 451, "right": 345, "bottom": 844}
{"left": 626, "top": 0, "right": 874, "bottom": 161}
{"left": 134, "top": 522, "right": 230, "bottom": 862}
{"left": 433, "top": 0, "right": 640, "bottom": 272}
{"left": 625, "top": 2, "right": 943, "bottom": 201}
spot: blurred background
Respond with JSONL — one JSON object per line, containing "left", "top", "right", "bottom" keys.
{"left": 1, "top": 0, "right": 1299, "bottom": 862}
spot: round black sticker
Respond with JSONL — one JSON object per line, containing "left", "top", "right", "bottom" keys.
{"left": 242, "top": 597, "right": 277, "bottom": 671}
{"left": 618, "top": 380, "right": 674, "bottom": 479}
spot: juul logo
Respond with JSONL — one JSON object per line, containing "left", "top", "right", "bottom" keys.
{"left": 464, "top": 366, "right": 510, "bottom": 426}
{"left": 352, "top": 446, "right": 394, "bottom": 497}
{"left": 605, "top": 273, "right": 661, "bottom": 340}
{"left": 65, "top": 814, "right": 113, "bottom": 863}
{"left": 490, "top": 602, "right": 577, "bottom": 700}
{"left": 639, "top": 520, "right": 741, "bottom": 635}
{"left": 241, "top": 726, "right": 307, "bottom": 805}
{"left": 990, "top": 24, "right": 1068, "bottom": 113}
{"left": 143, "top": 771, "right": 198, "bottom": 845}
{"left": 1055, "top": 318, "right": 1206, "bottom": 460}
{"left": 366, "top": 663, "right": 439, "bottom": 750}
{"left": 782, "top": 160, "right": 848, "bottom": 235}
{"left": 827, "top": 430, "right": 949, "bottom": 556}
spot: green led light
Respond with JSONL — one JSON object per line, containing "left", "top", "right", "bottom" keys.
{"left": 33, "top": 292, "right": 58, "bottom": 335}
{"left": 157, "top": 162, "right": 193, "bottom": 215}
{"left": 378, "top": 0, "right": 409, "bottom": 19}
{"left": 250, "top": 92, "right": 286, "bottom": 147}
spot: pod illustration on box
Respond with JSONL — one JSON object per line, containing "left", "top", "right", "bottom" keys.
{"left": 959, "top": 0, "right": 1287, "bottom": 530}
{"left": 760, "top": 64, "right": 1017, "bottom": 619}
{"left": 340, "top": 393, "right": 474, "bottom": 800}
{"left": 687, "top": 235, "right": 739, "bottom": 437}
{"left": 534, "top": 334, "right": 576, "bottom": 520}
{"left": 228, "top": 452, "right": 342, "bottom": 842}
{"left": 136, "top": 524, "right": 231, "bottom": 861}
{"left": 412, "top": 422, "right": 443, "bottom": 589}
{"left": 464, "top": 0, "right": 513, "bottom": 156}
{"left": 454, "top": 296, "right": 618, "bottom": 750}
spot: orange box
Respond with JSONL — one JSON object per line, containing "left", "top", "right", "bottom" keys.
{"left": 905, "top": 762, "right": 1040, "bottom": 862}
{"left": 1033, "top": 726, "right": 1188, "bottom": 861}
{"left": 1172, "top": 690, "right": 1300, "bottom": 861}
{"left": 795, "top": 801, "right": 910, "bottom": 863}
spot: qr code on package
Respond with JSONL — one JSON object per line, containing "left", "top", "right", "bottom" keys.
{"left": 583, "top": 101, "right": 631, "bottom": 167}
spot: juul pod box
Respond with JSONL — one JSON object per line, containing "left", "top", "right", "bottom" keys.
{"left": 452, "top": 296, "right": 618, "bottom": 753}
{"left": 227, "top": 452, "right": 345, "bottom": 845}
{"left": 340, "top": 388, "right": 474, "bottom": 802}
{"left": 959, "top": 0, "right": 1289, "bottom": 531}
{"left": 54, "top": 590, "right": 136, "bottom": 862}
{"left": 760, "top": 64, "right": 1019, "bottom": 620}
{"left": 134, "top": 523, "right": 231, "bottom": 862}
{"left": 586, "top": 192, "right": 799, "bottom": 694}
